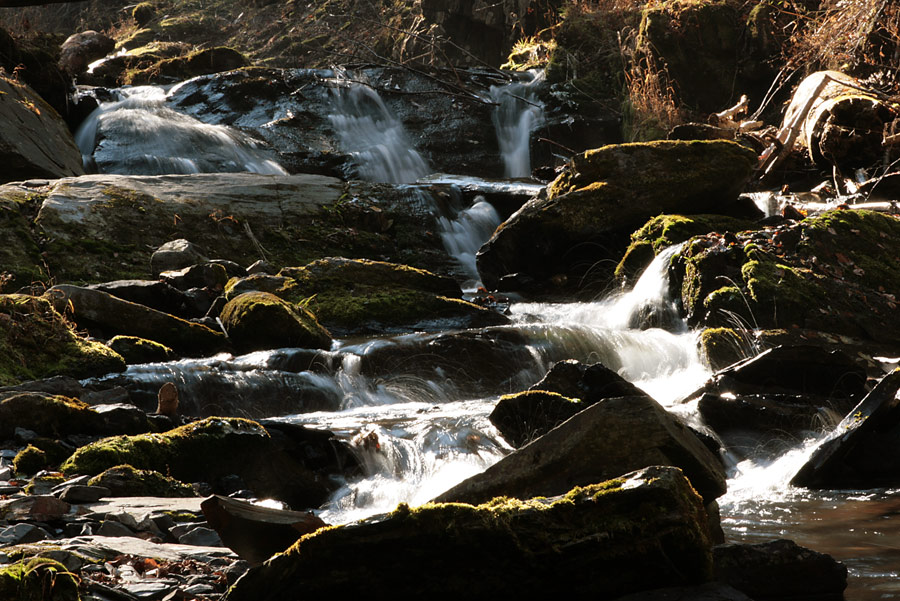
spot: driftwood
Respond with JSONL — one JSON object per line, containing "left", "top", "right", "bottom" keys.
{"left": 759, "top": 70, "right": 898, "bottom": 176}
{"left": 0, "top": 0, "right": 87, "bottom": 6}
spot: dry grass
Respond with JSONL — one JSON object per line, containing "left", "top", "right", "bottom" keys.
{"left": 622, "top": 52, "right": 686, "bottom": 141}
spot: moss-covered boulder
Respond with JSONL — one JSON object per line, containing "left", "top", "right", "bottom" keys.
{"left": 0, "top": 557, "right": 80, "bottom": 601}
{"left": 0, "top": 393, "right": 106, "bottom": 439}
{"left": 220, "top": 291, "right": 331, "bottom": 353}
{"left": 489, "top": 390, "right": 583, "bottom": 448}
{"left": 12, "top": 445, "right": 48, "bottom": 475}
{"left": 60, "top": 417, "right": 334, "bottom": 507}
{"left": 45, "top": 285, "right": 227, "bottom": 357}
{"left": 223, "top": 466, "right": 713, "bottom": 600}
{"left": 673, "top": 209, "right": 900, "bottom": 347}
{"left": 615, "top": 214, "right": 755, "bottom": 286}
{"left": 699, "top": 327, "right": 752, "bottom": 371}
{"left": 476, "top": 140, "right": 757, "bottom": 297}
{"left": 107, "top": 335, "right": 176, "bottom": 364}
{"left": 125, "top": 46, "right": 249, "bottom": 85}
{"left": 0, "top": 193, "right": 43, "bottom": 291}
{"left": 87, "top": 464, "right": 196, "bottom": 497}
{"left": 273, "top": 257, "right": 507, "bottom": 335}
{"left": 0, "top": 294, "right": 126, "bottom": 386}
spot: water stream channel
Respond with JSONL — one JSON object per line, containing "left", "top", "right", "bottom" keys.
{"left": 76, "top": 68, "right": 900, "bottom": 598}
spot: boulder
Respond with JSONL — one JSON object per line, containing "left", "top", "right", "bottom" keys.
{"left": 106, "top": 336, "right": 176, "bottom": 364}
{"left": 713, "top": 539, "right": 847, "bottom": 600}
{"left": 89, "top": 279, "right": 188, "bottom": 316}
{"left": 125, "top": 46, "right": 249, "bottom": 85}
{"left": 150, "top": 239, "right": 209, "bottom": 277}
{"left": 87, "top": 465, "right": 196, "bottom": 497}
{"left": 60, "top": 417, "right": 339, "bottom": 507}
{"left": 672, "top": 209, "right": 900, "bottom": 346}
{"left": 45, "top": 284, "right": 227, "bottom": 356}
{"left": 0, "top": 392, "right": 105, "bottom": 439}
{"left": 476, "top": 140, "right": 757, "bottom": 296}
{"left": 791, "top": 369, "right": 900, "bottom": 489}
{"left": 0, "top": 557, "right": 80, "bottom": 601}
{"left": 435, "top": 394, "right": 726, "bottom": 505}
{"left": 223, "top": 466, "right": 713, "bottom": 600}
{"left": 58, "top": 30, "right": 116, "bottom": 75}
{"left": 0, "top": 294, "right": 125, "bottom": 386}
{"left": 219, "top": 291, "right": 332, "bottom": 353}
{"left": 0, "top": 73, "right": 84, "bottom": 184}
{"left": 271, "top": 257, "right": 507, "bottom": 336}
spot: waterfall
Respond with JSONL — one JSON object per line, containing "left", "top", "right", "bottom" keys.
{"left": 436, "top": 194, "right": 502, "bottom": 289}
{"left": 74, "top": 86, "right": 288, "bottom": 175}
{"left": 328, "top": 70, "right": 431, "bottom": 184}
{"left": 490, "top": 70, "right": 545, "bottom": 178}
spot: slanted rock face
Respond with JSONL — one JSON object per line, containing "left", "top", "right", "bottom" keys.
{"left": 0, "top": 74, "right": 84, "bottom": 184}
{"left": 58, "top": 30, "right": 116, "bottom": 75}
{"left": 223, "top": 466, "right": 713, "bottom": 599}
{"left": 219, "top": 291, "right": 332, "bottom": 353}
{"left": 476, "top": 140, "right": 757, "bottom": 297}
{"left": 436, "top": 394, "right": 727, "bottom": 505}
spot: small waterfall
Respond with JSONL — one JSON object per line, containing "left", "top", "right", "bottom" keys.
{"left": 603, "top": 243, "right": 686, "bottom": 331}
{"left": 75, "top": 86, "right": 288, "bottom": 175}
{"left": 436, "top": 194, "right": 502, "bottom": 289}
{"left": 328, "top": 70, "right": 430, "bottom": 184}
{"left": 490, "top": 70, "right": 545, "bottom": 178}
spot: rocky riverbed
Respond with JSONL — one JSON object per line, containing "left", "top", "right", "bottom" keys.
{"left": 3, "top": 0, "right": 900, "bottom": 599}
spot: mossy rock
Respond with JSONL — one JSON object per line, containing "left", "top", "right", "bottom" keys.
{"left": 276, "top": 257, "right": 504, "bottom": 334}
{"left": 489, "top": 390, "right": 583, "bottom": 448}
{"left": 0, "top": 294, "right": 126, "bottom": 386}
{"left": 61, "top": 417, "right": 333, "bottom": 506}
{"left": 699, "top": 327, "right": 751, "bottom": 371}
{"left": 615, "top": 214, "right": 755, "bottom": 285}
{"left": 220, "top": 291, "right": 332, "bottom": 353}
{"left": 132, "top": 2, "right": 155, "bottom": 26}
{"left": 126, "top": 46, "right": 249, "bottom": 85}
{"left": 0, "top": 194, "right": 44, "bottom": 291}
{"left": 0, "top": 393, "right": 105, "bottom": 439}
{"left": 12, "top": 445, "right": 48, "bottom": 476}
{"left": 88, "top": 464, "right": 196, "bottom": 497}
{"left": 107, "top": 335, "right": 175, "bottom": 364}
{"left": 0, "top": 557, "right": 80, "bottom": 601}
{"left": 222, "top": 466, "right": 713, "bottom": 599}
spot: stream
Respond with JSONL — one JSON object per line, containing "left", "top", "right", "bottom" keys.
{"left": 77, "top": 67, "right": 900, "bottom": 599}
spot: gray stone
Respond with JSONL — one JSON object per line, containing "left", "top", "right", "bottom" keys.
{"left": 150, "top": 239, "right": 209, "bottom": 277}
{"left": 178, "top": 526, "right": 223, "bottom": 547}
{"left": 182, "top": 583, "right": 217, "bottom": 595}
{"left": 122, "top": 581, "right": 180, "bottom": 600}
{"left": 59, "top": 484, "right": 111, "bottom": 504}
{"left": 14, "top": 427, "right": 37, "bottom": 442}
{"left": 0, "top": 523, "right": 51, "bottom": 544}
{"left": 97, "top": 520, "right": 137, "bottom": 538}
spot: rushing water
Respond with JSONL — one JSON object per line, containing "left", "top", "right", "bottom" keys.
{"left": 490, "top": 70, "right": 545, "bottom": 178}
{"left": 75, "top": 86, "right": 287, "bottom": 175}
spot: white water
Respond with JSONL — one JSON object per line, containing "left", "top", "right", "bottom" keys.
{"left": 490, "top": 70, "right": 545, "bottom": 178}
{"left": 328, "top": 71, "right": 430, "bottom": 184}
{"left": 75, "top": 86, "right": 288, "bottom": 175}
{"left": 436, "top": 196, "right": 502, "bottom": 288}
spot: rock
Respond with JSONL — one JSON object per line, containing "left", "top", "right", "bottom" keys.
{"left": 0, "top": 557, "right": 80, "bottom": 601}
{"left": 272, "top": 257, "right": 506, "bottom": 336}
{"left": 531, "top": 358, "right": 649, "bottom": 402}
{"left": 60, "top": 417, "right": 339, "bottom": 507}
{"left": 435, "top": 394, "right": 726, "bottom": 505}
{"left": 477, "top": 140, "right": 758, "bottom": 296}
{"left": 126, "top": 46, "right": 249, "bottom": 85}
{"left": 791, "top": 369, "right": 900, "bottom": 489}
{"left": 87, "top": 465, "right": 196, "bottom": 498}
{"left": 151, "top": 239, "right": 209, "bottom": 277}
{"left": 0, "top": 523, "right": 52, "bottom": 545}
{"left": 45, "top": 284, "right": 227, "bottom": 356}
{"left": 0, "top": 73, "right": 84, "bottom": 185}
{"left": 161, "top": 262, "right": 229, "bottom": 291}
{"left": 697, "top": 392, "right": 845, "bottom": 442}
{"left": 614, "top": 582, "right": 754, "bottom": 601}
{"left": 0, "top": 495, "right": 70, "bottom": 521}
{"left": 89, "top": 279, "right": 188, "bottom": 316}
{"left": 59, "top": 484, "right": 111, "bottom": 504}
{"left": 107, "top": 336, "right": 176, "bottom": 364}
{"left": 671, "top": 209, "right": 900, "bottom": 346}
{"left": 96, "top": 520, "right": 138, "bottom": 538}
{"left": 201, "top": 494, "right": 327, "bottom": 565}
{"left": 58, "top": 30, "right": 116, "bottom": 75}
{"left": 0, "top": 375, "right": 85, "bottom": 400}
{"left": 12, "top": 445, "right": 49, "bottom": 475}
{"left": 178, "top": 526, "right": 223, "bottom": 547}
{"left": 223, "top": 466, "right": 713, "bottom": 600}
{"left": 219, "top": 291, "right": 332, "bottom": 353}
{"left": 0, "top": 393, "right": 105, "bottom": 439}
{"left": 489, "top": 390, "right": 584, "bottom": 448}
{"left": 713, "top": 539, "right": 847, "bottom": 600}
{"left": 0, "top": 294, "right": 125, "bottom": 387}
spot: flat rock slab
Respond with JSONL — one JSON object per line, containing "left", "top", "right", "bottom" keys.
{"left": 34, "top": 535, "right": 237, "bottom": 562}
{"left": 76, "top": 496, "right": 205, "bottom": 523}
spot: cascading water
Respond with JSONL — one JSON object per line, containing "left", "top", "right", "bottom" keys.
{"left": 490, "top": 70, "right": 545, "bottom": 178}
{"left": 436, "top": 194, "right": 502, "bottom": 288}
{"left": 327, "top": 70, "right": 430, "bottom": 184}
{"left": 75, "top": 86, "right": 288, "bottom": 175}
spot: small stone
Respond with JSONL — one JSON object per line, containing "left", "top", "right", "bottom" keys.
{"left": 178, "top": 526, "right": 223, "bottom": 547}
{"left": 0, "top": 495, "right": 70, "bottom": 520}
{"left": 182, "top": 583, "right": 217, "bottom": 595}
{"left": 14, "top": 427, "right": 38, "bottom": 442}
{"left": 59, "top": 484, "right": 111, "bottom": 504}
{"left": 151, "top": 239, "right": 208, "bottom": 277}
{"left": 122, "top": 581, "right": 179, "bottom": 600}
{"left": 247, "top": 260, "right": 273, "bottom": 275}
{"left": 97, "top": 520, "right": 137, "bottom": 538}
{"left": 0, "top": 523, "right": 52, "bottom": 544}
{"left": 0, "top": 466, "right": 12, "bottom": 480}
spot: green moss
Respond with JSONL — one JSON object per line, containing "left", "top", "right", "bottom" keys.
{"left": 132, "top": 2, "right": 155, "bottom": 26}
{"left": 22, "top": 473, "right": 66, "bottom": 495}
{"left": 699, "top": 327, "right": 748, "bottom": 370}
{"left": 88, "top": 464, "right": 196, "bottom": 497}
{"left": 107, "top": 335, "right": 175, "bottom": 364}
{"left": 60, "top": 416, "right": 270, "bottom": 479}
{"left": 0, "top": 557, "right": 80, "bottom": 601}
{"left": 12, "top": 445, "right": 48, "bottom": 475}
